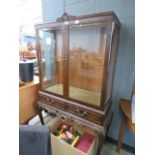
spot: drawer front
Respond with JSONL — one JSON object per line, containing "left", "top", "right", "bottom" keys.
{"left": 49, "top": 99, "right": 64, "bottom": 110}
{"left": 65, "top": 104, "right": 103, "bottom": 125}
{"left": 39, "top": 94, "right": 104, "bottom": 125}
{"left": 39, "top": 95, "right": 64, "bottom": 110}
{"left": 40, "top": 95, "right": 49, "bottom": 102}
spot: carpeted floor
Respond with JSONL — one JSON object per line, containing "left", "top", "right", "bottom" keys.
{"left": 100, "top": 143, "right": 134, "bottom": 155}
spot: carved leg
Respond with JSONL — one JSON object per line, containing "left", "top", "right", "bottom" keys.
{"left": 97, "top": 133, "right": 104, "bottom": 155}
{"left": 105, "top": 113, "right": 113, "bottom": 144}
{"left": 116, "top": 116, "right": 126, "bottom": 152}
{"left": 38, "top": 108, "right": 44, "bottom": 125}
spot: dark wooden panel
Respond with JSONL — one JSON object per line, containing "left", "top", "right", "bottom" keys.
{"left": 39, "top": 93, "right": 104, "bottom": 125}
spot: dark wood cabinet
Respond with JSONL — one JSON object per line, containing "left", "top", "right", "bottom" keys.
{"left": 35, "top": 11, "right": 120, "bottom": 153}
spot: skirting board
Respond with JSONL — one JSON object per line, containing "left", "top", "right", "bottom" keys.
{"left": 105, "top": 136, "right": 135, "bottom": 153}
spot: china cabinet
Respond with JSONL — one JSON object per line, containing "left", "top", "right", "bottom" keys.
{"left": 35, "top": 11, "right": 120, "bottom": 154}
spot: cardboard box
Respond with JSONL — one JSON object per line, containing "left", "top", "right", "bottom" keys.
{"left": 47, "top": 117, "right": 99, "bottom": 155}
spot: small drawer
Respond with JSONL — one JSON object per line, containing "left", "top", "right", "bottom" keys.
{"left": 49, "top": 99, "right": 64, "bottom": 110}
{"left": 65, "top": 104, "right": 103, "bottom": 125}
{"left": 65, "top": 104, "right": 77, "bottom": 114}
{"left": 39, "top": 95, "right": 64, "bottom": 110}
{"left": 39, "top": 95, "right": 49, "bottom": 102}
{"left": 77, "top": 108, "right": 103, "bottom": 125}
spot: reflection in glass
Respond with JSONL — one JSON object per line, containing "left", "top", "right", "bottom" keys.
{"left": 69, "top": 24, "right": 106, "bottom": 106}
{"left": 38, "top": 29, "right": 63, "bottom": 95}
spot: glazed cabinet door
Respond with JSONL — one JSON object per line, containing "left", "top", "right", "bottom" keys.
{"left": 36, "top": 26, "right": 65, "bottom": 96}
{"left": 68, "top": 22, "right": 110, "bottom": 108}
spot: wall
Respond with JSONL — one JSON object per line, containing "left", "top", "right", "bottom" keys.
{"left": 42, "top": 0, "right": 135, "bottom": 147}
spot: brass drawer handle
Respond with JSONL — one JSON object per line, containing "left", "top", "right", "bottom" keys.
{"left": 50, "top": 100, "right": 55, "bottom": 105}
{"left": 76, "top": 108, "right": 87, "bottom": 117}
{"left": 51, "top": 100, "right": 54, "bottom": 103}
{"left": 79, "top": 111, "right": 87, "bottom": 117}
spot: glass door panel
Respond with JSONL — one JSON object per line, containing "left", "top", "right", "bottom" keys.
{"left": 38, "top": 28, "right": 63, "bottom": 95}
{"left": 68, "top": 23, "right": 107, "bottom": 106}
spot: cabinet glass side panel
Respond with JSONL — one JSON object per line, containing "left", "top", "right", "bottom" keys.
{"left": 38, "top": 29, "right": 63, "bottom": 95}
{"left": 106, "top": 27, "right": 118, "bottom": 103}
{"left": 68, "top": 23, "right": 106, "bottom": 106}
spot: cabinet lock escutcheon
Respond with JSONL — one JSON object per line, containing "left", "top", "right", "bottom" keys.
{"left": 62, "top": 56, "right": 68, "bottom": 61}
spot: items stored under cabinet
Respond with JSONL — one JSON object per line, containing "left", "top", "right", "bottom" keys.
{"left": 48, "top": 117, "right": 99, "bottom": 155}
